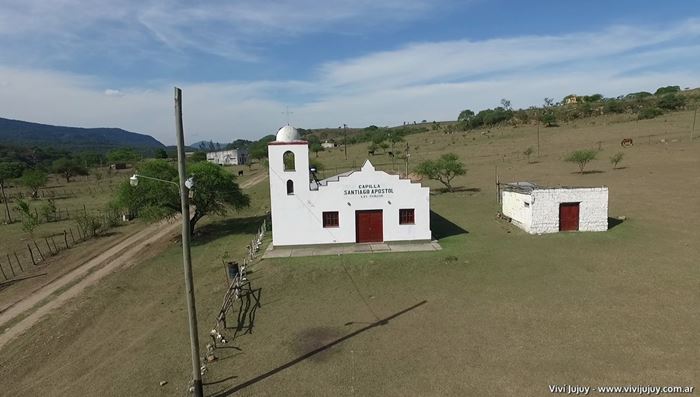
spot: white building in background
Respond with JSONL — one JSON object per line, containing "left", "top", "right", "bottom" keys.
{"left": 268, "top": 125, "right": 432, "bottom": 246}
{"left": 206, "top": 149, "right": 248, "bottom": 165}
{"left": 501, "top": 182, "right": 608, "bottom": 234}
{"left": 321, "top": 140, "right": 336, "bottom": 149}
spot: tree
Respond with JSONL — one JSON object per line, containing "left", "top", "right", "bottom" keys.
{"left": 155, "top": 148, "right": 168, "bottom": 159}
{"left": 21, "top": 169, "right": 48, "bottom": 199}
{"left": 388, "top": 133, "right": 404, "bottom": 149}
{"left": 610, "top": 152, "right": 624, "bottom": 169}
{"left": 379, "top": 142, "right": 390, "bottom": 153}
{"left": 654, "top": 85, "right": 680, "bottom": 96}
{"left": 15, "top": 199, "right": 39, "bottom": 235}
{"left": 189, "top": 151, "right": 207, "bottom": 163}
{"left": 542, "top": 112, "right": 557, "bottom": 127}
{"left": 543, "top": 97, "right": 555, "bottom": 108}
{"left": 52, "top": 158, "right": 88, "bottom": 182}
{"left": 188, "top": 162, "right": 250, "bottom": 233}
{"left": 500, "top": 98, "right": 512, "bottom": 111}
{"left": 310, "top": 142, "right": 324, "bottom": 157}
{"left": 457, "top": 109, "right": 475, "bottom": 122}
{"left": 112, "top": 160, "right": 249, "bottom": 234}
{"left": 603, "top": 99, "right": 626, "bottom": 114}
{"left": 248, "top": 135, "right": 276, "bottom": 161}
{"left": 565, "top": 149, "right": 597, "bottom": 174}
{"left": 523, "top": 147, "right": 534, "bottom": 163}
{"left": 638, "top": 107, "right": 663, "bottom": 120}
{"left": 107, "top": 148, "right": 140, "bottom": 164}
{"left": 77, "top": 151, "right": 104, "bottom": 167}
{"left": 415, "top": 153, "right": 466, "bottom": 192}
{"left": 583, "top": 94, "right": 603, "bottom": 102}
{"left": 657, "top": 93, "right": 685, "bottom": 110}
{"left": 113, "top": 159, "right": 179, "bottom": 221}
{"left": 0, "top": 162, "right": 23, "bottom": 223}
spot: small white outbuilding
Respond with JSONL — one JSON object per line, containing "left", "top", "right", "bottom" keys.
{"left": 501, "top": 182, "right": 608, "bottom": 234}
{"left": 206, "top": 149, "right": 248, "bottom": 166}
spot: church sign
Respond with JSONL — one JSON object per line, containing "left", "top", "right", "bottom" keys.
{"left": 344, "top": 184, "right": 394, "bottom": 198}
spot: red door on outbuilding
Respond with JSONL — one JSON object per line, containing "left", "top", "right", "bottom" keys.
{"left": 356, "top": 210, "right": 383, "bottom": 243}
{"left": 559, "top": 203, "right": 580, "bottom": 231}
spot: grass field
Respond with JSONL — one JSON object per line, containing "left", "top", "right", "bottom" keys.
{"left": 0, "top": 168, "right": 128, "bottom": 254}
{"left": 0, "top": 110, "right": 698, "bottom": 396}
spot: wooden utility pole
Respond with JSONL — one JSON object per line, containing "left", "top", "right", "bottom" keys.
{"left": 495, "top": 165, "right": 500, "bottom": 204}
{"left": 174, "top": 87, "right": 204, "bottom": 397}
{"left": 344, "top": 123, "right": 348, "bottom": 160}
{"left": 404, "top": 142, "right": 410, "bottom": 178}
{"left": 537, "top": 119, "right": 540, "bottom": 157}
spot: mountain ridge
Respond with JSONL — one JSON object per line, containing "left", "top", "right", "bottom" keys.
{"left": 0, "top": 116, "right": 165, "bottom": 153}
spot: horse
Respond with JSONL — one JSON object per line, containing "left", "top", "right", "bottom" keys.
{"left": 621, "top": 138, "right": 633, "bottom": 147}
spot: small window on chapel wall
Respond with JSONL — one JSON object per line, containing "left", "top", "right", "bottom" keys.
{"left": 323, "top": 211, "right": 339, "bottom": 228}
{"left": 283, "top": 151, "right": 295, "bottom": 171}
{"left": 399, "top": 209, "right": 415, "bottom": 225}
{"left": 286, "top": 179, "right": 294, "bottom": 195}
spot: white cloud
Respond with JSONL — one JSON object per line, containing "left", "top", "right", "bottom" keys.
{"left": 0, "top": 0, "right": 445, "bottom": 61}
{"left": 0, "top": 20, "right": 699, "bottom": 144}
{"left": 104, "top": 89, "right": 124, "bottom": 97}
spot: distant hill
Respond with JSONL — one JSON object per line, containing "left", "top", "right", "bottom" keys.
{"left": 189, "top": 140, "right": 227, "bottom": 152}
{"left": 0, "top": 117, "right": 165, "bottom": 153}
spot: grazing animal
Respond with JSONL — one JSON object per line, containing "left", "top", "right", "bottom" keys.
{"left": 238, "top": 170, "right": 244, "bottom": 176}
{"left": 368, "top": 150, "right": 375, "bottom": 156}
{"left": 621, "top": 138, "right": 633, "bottom": 147}
{"left": 387, "top": 151, "right": 394, "bottom": 157}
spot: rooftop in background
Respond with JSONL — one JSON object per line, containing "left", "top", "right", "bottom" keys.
{"left": 502, "top": 182, "right": 608, "bottom": 194}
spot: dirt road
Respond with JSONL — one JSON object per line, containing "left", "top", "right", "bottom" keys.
{"left": 0, "top": 172, "right": 268, "bottom": 351}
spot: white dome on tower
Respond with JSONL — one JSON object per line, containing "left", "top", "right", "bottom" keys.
{"left": 275, "top": 125, "right": 300, "bottom": 142}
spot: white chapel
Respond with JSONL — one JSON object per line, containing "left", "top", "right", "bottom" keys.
{"left": 268, "top": 125, "right": 432, "bottom": 246}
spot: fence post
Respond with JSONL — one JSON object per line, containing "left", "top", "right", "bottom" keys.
{"left": 27, "top": 244, "right": 36, "bottom": 265}
{"left": 14, "top": 251, "right": 23, "bottom": 272}
{"left": 7, "top": 254, "right": 16, "bottom": 276}
{"left": 50, "top": 236, "right": 59, "bottom": 253}
{"left": 64, "top": 230, "right": 69, "bottom": 249}
{"left": 0, "top": 260, "right": 7, "bottom": 280}
{"left": 45, "top": 238, "right": 53, "bottom": 256}
{"left": 33, "top": 241, "right": 45, "bottom": 261}
{"left": 69, "top": 228, "right": 75, "bottom": 244}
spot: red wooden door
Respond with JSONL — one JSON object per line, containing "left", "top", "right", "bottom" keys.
{"left": 356, "top": 210, "right": 383, "bottom": 243}
{"left": 559, "top": 203, "right": 580, "bottom": 231}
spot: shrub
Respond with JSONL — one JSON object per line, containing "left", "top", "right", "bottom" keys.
{"left": 610, "top": 152, "right": 624, "bottom": 169}
{"left": 603, "top": 99, "right": 626, "bottom": 114}
{"left": 565, "top": 149, "right": 598, "bottom": 174}
{"left": 654, "top": 85, "right": 680, "bottom": 96}
{"left": 657, "top": 94, "right": 686, "bottom": 110}
{"left": 41, "top": 199, "right": 57, "bottom": 222}
{"left": 15, "top": 199, "right": 40, "bottom": 235}
{"left": 638, "top": 107, "right": 664, "bottom": 120}
{"left": 75, "top": 213, "right": 102, "bottom": 238}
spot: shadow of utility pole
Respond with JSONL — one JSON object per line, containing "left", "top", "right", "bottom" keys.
{"left": 210, "top": 300, "right": 428, "bottom": 396}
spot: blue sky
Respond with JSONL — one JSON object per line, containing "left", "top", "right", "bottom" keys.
{"left": 0, "top": 0, "right": 699, "bottom": 144}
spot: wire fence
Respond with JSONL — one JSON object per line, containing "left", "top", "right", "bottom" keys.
{"left": 192, "top": 214, "right": 269, "bottom": 389}
{"left": 1, "top": 184, "right": 118, "bottom": 203}
{"left": 0, "top": 223, "right": 105, "bottom": 285}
